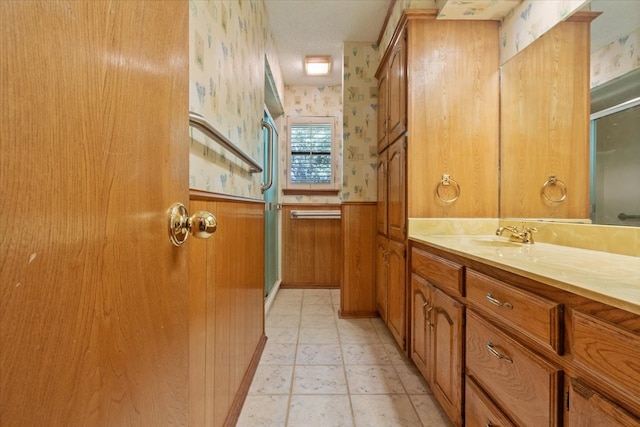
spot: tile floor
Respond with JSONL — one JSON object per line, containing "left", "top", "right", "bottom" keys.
{"left": 237, "top": 289, "right": 452, "bottom": 427}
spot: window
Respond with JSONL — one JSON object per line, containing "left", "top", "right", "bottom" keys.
{"left": 286, "top": 116, "right": 339, "bottom": 192}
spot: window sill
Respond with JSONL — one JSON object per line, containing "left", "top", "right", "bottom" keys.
{"left": 283, "top": 189, "right": 341, "bottom": 196}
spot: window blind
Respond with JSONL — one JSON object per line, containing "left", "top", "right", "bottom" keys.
{"left": 290, "top": 122, "right": 332, "bottom": 184}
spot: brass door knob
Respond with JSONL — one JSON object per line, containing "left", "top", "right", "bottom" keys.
{"left": 168, "top": 203, "right": 217, "bottom": 246}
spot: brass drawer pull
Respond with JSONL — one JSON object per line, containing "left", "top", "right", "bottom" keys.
{"left": 486, "top": 293, "right": 513, "bottom": 309}
{"left": 486, "top": 342, "right": 513, "bottom": 363}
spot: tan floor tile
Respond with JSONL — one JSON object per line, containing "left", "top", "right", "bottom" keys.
{"left": 287, "top": 395, "right": 354, "bottom": 427}
{"left": 236, "top": 395, "right": 289, "bottom": 427}
{"left": 292, "top": 365, "right": 348, "bottom": 394}
{"left": 351, "top": 394, "right": 422, "bottom": 427}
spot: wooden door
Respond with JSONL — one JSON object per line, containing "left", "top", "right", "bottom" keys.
{"left": 431, "top": 286, "right": 464, "bottom": 426}
{"left": 387, "top": 239, "right": 406, "bottom": 349}
{"left": 0, "top": 2, "right": 190, "bottom": 425}
{"left": 387, "top": 137, "right": 406, "bottom": 241}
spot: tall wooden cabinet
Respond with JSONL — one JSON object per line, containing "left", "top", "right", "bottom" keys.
{"left": 375, "top": 10, "right": 499, "bottom": 352}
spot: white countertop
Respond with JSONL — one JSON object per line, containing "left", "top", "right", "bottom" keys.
{"left": 410, "top": 234, "right": 640, "bottom": 316}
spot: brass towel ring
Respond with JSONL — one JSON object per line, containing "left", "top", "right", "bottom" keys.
{"left": 541, "top": 175, "right": 567, "bottom": 203}
{"left": 436, "top": 174, "right": 460, "bottom": 203}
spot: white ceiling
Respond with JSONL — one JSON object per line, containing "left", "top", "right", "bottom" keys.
{"left": 264, "top": 0, "right": 391, "bottom": 86}
{"left": 265, "top": 0, "right": 639, "bottom": 87}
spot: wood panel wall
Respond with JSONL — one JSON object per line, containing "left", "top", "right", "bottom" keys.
{"left": 189, "top": 193, "right": 266, "bottom": 427}
{"left": 341, "top": 203, "right": 378, "bottom": 317}
{"left": 282, "top": 204, "right": 342, "bottom": 288}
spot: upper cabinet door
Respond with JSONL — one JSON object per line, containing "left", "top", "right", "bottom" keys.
{"left": 500, "top": 16, "right": 595, "bottom": 219}
{"left": 377, "top": 71, "right": 389, "bottom": 153}
{"left": 407, "top": 18, "right": 499, "bottom": 219}
{"left": 387, "top": 33, "right": 407, "bottom": 144}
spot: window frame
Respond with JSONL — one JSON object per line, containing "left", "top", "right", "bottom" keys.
{"left": 285, "top": 116, "right": 339, "bottom": 192}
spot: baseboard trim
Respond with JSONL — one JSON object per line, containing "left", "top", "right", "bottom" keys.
{"left": 339, "top": 310, "right": 380, "bottom": 319}
{"left": 264, "top": 279, "right": 282, "bottom": 317}
{"left": 223, "top": 333, "right": 268, "bottom": 427}
{"left": 279, "top": 283, "right": 340, "bottom": 289}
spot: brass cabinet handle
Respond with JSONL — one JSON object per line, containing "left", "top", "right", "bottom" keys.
{"left": 486, "top": 342, "right": 513, "bottom": 363}
{"left": 485, "top": 422, "right": 494, "bottom": 427}
{"left": 486, "top": 293, "right": 513, "bottom": 309}
{"left": 423, "top": 301, "right": 433, "bottom": 326}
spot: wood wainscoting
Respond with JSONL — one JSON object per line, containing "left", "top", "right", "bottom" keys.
{"left": 341, "top": 202, "right": 378, "bottom": 318}
{"left": 188, "top": 191, "right": 266, "bottom": 427}
{"left": 281, "top": 204, "right": 342, "bottom": 288}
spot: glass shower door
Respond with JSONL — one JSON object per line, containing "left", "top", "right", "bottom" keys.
{"left": 264, "top": 112, "right": 279, "bottom": 296}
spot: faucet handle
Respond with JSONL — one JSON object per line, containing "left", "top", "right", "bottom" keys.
{"left": 522, "top": 226, "right": 537, "bottom": 243}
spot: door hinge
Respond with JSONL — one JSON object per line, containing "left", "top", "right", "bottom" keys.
{"left": 565, "top": 390, "right": 570, "bottom": 411}
{"left": 403, "top": 248, "right": 407, "bottom": 259}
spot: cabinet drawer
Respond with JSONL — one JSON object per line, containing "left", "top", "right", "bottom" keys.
{"left": 467, "top": 270, "right": 563, "bottom": 354}
{"left": 411, "top": 247, "right": 463, "bottom": 296}
{"left": 466, "top": 311, "right": 561, "bottom": 427}
{"left": 572, "top": 310, "right": 640, "bottom": 404}
{"left": 465, "top": 376, "right": 515, "bottom": 427}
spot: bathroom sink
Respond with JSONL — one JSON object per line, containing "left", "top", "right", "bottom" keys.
{"left": 468, "top": 236, "right": 523, "bottom": 248}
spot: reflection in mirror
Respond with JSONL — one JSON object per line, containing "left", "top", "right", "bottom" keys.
{"left": 590, "top": 69, "right": 640, "bottom": 226}
{"left": 589, "top": 0, "right": 640, "bottom": 227}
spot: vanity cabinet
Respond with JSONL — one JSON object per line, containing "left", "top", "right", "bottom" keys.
{"left": 500, "top": 13, "right": 598, "bottom": 219}
{"left": 409, "top": 239, "right": 640, "bottom": 426}
{"left": 410, "top": 247, "right": 464, "bottom": 426}
{"left": 565, "top": 379, "right": 640, "bottom": 426}
{"left": 466, "top": 310, "right": 562, "bottom": 426}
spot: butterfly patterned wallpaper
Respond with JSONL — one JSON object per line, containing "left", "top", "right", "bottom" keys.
{"left": 591, "top": 26, "right": 640, "bottom": 88}
{"left": 342, "top": 42, "right": 380, "bottom": 203}
{"left": 188, "top": 0, "right": 283, "bottom": 199}
{"left": 499, "top": 0, "right": 588, "bottom": 64}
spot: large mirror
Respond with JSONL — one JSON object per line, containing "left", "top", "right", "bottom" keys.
{"left": 589, "top": 0, "right": 640, "bottom": 226}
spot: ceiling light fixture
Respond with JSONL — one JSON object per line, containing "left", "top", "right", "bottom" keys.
{"left": 304, "top": 55, "right": 332, "bottom": 76}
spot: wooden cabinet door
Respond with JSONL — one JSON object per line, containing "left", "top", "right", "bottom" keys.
{"left": 566, "top": 379, "right": 640, "bottom": 427}
{"left": 431, "top": 286, "right": 464, "bottom": 427}
{"left": 387, "top": 33, "right": 407, "bottom": 143}
{"left": 408, "top": 19, "right": 499, "bottom": 218}
{"left": 387, "top": 239, "right": 406, "bottom": 349}
{"left": 387, "top": 137, "right": 406, "bottom": 241}
{"left": 376, "top": 152, "right": 388, "bottom": 235}
{"left": 411, "top": 274, "right": 431, "bottom": 381}
{"left": 375, "top": 235, "right": 389, "bottom": 322}
{"left": 0, "top": 2, "right": 190, "bottom": 425}
{"left": 500, "top": 18, "right": 592, "bottom": 219}
{"left": 377, "top": 71, "right": 388, "bottom": 152}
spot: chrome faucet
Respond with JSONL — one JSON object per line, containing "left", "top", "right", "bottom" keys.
{"left": 496, "top": 223, "right": 538, "bottom": 244}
